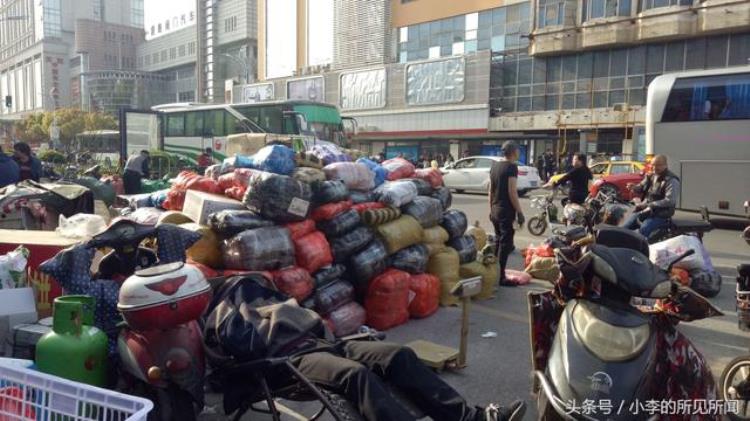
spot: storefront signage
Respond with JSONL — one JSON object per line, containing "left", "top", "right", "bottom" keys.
{"left": 287, "top": 76, "right": 325, "bottom": 102}
{"left": 406, "top": 57, "right": 465, "bottom": 106}
{"left": 242, "top": 83, "right": 275, "bottom": 103}
{"left": 340, "top": 68, "right": 386, "bottom": 110}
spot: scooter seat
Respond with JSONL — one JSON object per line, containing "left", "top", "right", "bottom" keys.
{"left": 590, "top": 245, "right": 669, "bottom": 297}
{"left": 739, "top": 264, "right": 750, "bottom": 278}
{"left": 671, "top": 219, "right": 712, "bottom": 233}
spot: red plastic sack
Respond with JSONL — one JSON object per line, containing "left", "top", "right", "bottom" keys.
{"left": 272, "top": 266, "right": 314, "bottom": 302}
{"left": 0, "top": 387, "right": 35, "bottom": 421}
{"left": 524, "top": 243, "right": 555, "bottom": 267}
{"left": 414, "top": 168, "right": 444, "bottom": 188}
{"left": 311, "top": 200, "right": 352, "bottom": 222}
{"left": 285, "top": 219, "right": 317, "bottom": 240}
{"left": 185, "top": 175, "right": 222, "bottom": 195}
{"left": 224, "top": 186, "right": 247, "bottom": 201}
{"left": 294, "top": 231, "right": 333, "bottom": 273}
{"left": 351, "top": 202, "right": 385, "bottom": 214}
{"left": 408, "top": 274, "right": 440, "bottom": 318}
{"left": 325, "top": 301, "right": 366, "bottom": 337}
{"left": 218, "top": 172, "right": 238, "bottom": 191}
{"left": 366, "top": 268, "right": 410, "bottom": 330}
{"left": 162, "top": 189, "right": 186, "bottom": 211}
{"left": 187, "top": 260, "right": 220, "bottom": 279}
{"left": 219, "top": 168, "right": 256, "bottom": 191}
{"left": 505, "top": 269, "right": 532, "bottom": 286}
{"left": 382, "top": 158, "right": 416, "bottom": 181}
{"left": 173, "top": 171, "right": 200, "bottom": 189}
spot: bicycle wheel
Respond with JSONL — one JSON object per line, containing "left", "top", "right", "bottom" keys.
{"left": 527, "top": 216, "right": 548, "bottom": 236}
{"left": 720, "top": 355, "right": 750, "bottom": 421}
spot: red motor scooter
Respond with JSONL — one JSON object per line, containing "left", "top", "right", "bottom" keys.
{"left": 88, "top": 219, "right": 210, "bottom": 421}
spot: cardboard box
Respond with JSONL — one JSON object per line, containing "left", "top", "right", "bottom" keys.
{"left": 0, "top": 288, "right": 38, "bottom": 357}
{"left": 225, "top": 133, "right": 269, "bottom": 157}
{"left": 182, "top": 190, "right": 247, "bottom": 225}
{"left": 0, "top": 230, "right": 78, "bottom": 317}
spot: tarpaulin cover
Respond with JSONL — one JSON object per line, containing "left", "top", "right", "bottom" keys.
{"left": 402, "top": 196, "right": 443, "bottom": 228}
{"left": 375, "top": 215, "right": 423, "bottom": 254}
{"left": 223, "top": 226, "right": 295, "bottom": 271}
{"left": 356, "top": 158, "right": 388, "bottom": 187}
{"left": 466, "top": 222, "right": 488, "bottom": 250}
{"left": 441, "top": 209, "right": 468, "bottom": 239}
{"left": 352, "top": 202, "right": 385, "bottom": 214}
{"left": 312, "top": 180, "right": 350, "bottom": 204}
{"left": 349, "top": 191, "right": 375, "bottom": 204}
{"left": 293, "top": 167, "right": 326, "bottom": 184}
{"left": 285, "top": 219, "right": 317, "bottom": 240}
{"left": 432, "top": 187, "right": 453, "bottom": 210}
{"left": 348, "top": 239, "right": 388, "bottom": 289}
{"left": 448, "top": 235, "right": 478, "bottom": 264}
{"left": 272, "top": 267, "right": 314, "bottom": 302}
{"left": 294, "top": 231, "right": 334, "bottom": 273}
{"left": 209, "top": 209, "right": 274, "bottom": 237}
{"left": 409, "top": 274, "right": 440, "bottom": 318}
{"left": 313, "top": 264, "right": 346, "bottom": 288}
{"left": 323, "top": 162, "right": 375, "bottom": 191}
{"left": 390, "top": 244, "right": 429, "bottom": 274}
{"left": 414, "top": 168, "right": 444, "bottom": 188}
{"left": 376, "top": 181, "right": 418, "bottom": 208}
{"left": 243, "top": 173, "right": 312, "bottom": 222}
{"left": 381, "top": 158, "right": 415, "bottom": 181}
{"left": 325, "top": 301, "right": 366, "bottom": 337}
{"left": 366, "top": 269, "right": 410, "bottom": 330}
{"left": 405, "top": 178, "right": 434, "bottom": 196}
{"left": 330, "top": 226, "right": 374, "bottom": 263}
{"left": 427, "top": 248, "right": 461, "bottom": 306}
{"left": 317, "top": 209, "right": 361, "bottom": 237}
{"left": 235, "top": 145, "right": 296, "bottom": 175}
{"left": 182, "top": 222, "right": 223, "bottom": 269}
{"left": 311, "top": 200, "right": 352, "bottom": 222}
{"left": 313, "top": 280, "right": 355, "bottom": 315}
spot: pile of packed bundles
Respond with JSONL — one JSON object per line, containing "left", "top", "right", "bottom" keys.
{"left": 119, "top": 144, "right": 502, "bottom": 336}
{"left": 649, "top": 235, "right": 722, "bottom": 297}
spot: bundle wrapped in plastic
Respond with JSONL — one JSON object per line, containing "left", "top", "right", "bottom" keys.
{"left": 524, "top": 256, "right": 560, "bottom": 282}
{"left": 466, "top": 222, "right": 488, "bottom": 250}
{"left": 376, "top": 215, "right": 423, "bottom": 254}
{"left": 294, "top": 231, "right": 333, "bottom": 273}
{"left": 423, "top": 225, "right": 449, "bottom": 246}
{"left": 243, "top": 173, "right": 312, "bottom": 222}
{"left": 409, "top": 274, "right": 440, "bottom": 318}
{"left": 311, "top": 200, "right": 353, "bottom": 222}
{"left": 317, "top": 209, "right": 361, "bottom": 237}
{"left": 330, "top": 226, "right": 374, "bottom": 263}
{"left": 208, "top": 210, "right": 274, "bottom": 237}
{"left": 649, "top": 235, "right": 707, "bottom": 271}
{"left": 149, "top": 189, "right": 168, "bottom": 209}
{"left": 205, "top": 164, "right": 222, "bottom": 180}
{"left": 285, "top": 219, "right": 316, "bottom": 240}
{"left": 125, "top": 207, "right": 164, "bottom": 226}
{"left": 427, "top": 248, "right": 461, "bottom": 306}
{"left": 312, "top": 180, "right": 350, "bottom": 204}
{"left": 390, "top": 244, "right": 429, "bottom": 274}
{"left": 296, "top": 151, "right": 325, "bottom": 169}
{"left": 325, "top": 301, "right": 366, "bottom": 337}
{"left": 181, "top": 223, "right": 223, "bottom": 269}
{"left": 441, "top": 209, "right": 468, "bottom": 239}
{"left": 405, "top": 178, "right": 434, "bottom": 196}
{"left": 313, "top": 280, "right": 355, "bottom": 315}
{"left": 173, "top": 170, "right": 222, "bottom": 195}
{"left": 293, "top": 167, "right": 326, "bottom": 184}
{"left": 349, "top": 191, "right": 375, "bottom": 204}
{"left": 56, "top": 214, "right": 107, "bottom": 240}
{"left": 235, "top": 145, "right": 296, "bottom": 175}
{"left": 460, "top": 260, "right": 488, "bottom": 293}
{"left": 272, "top": 267, "right": 314, "bottom": 302}
{"left": 382, "top": 158, "right": 416, "bottom": 181}
{"left": 162, "top": 189, "right": 186, "bottom": 210}
{"left": 356, "top": 158, "right": 389, "bottom": 187}
{"left": 222, "top": 226, "right": 295, "bottom": 271}
{"left": 362, "top": 207, "right": 401, "bottom": 226}
{"left": 224, "top": 186, "right": 246, "bottom": 201}
{"left": 313, "top": 264, "right": 346, "bottom": 288}
{"left": 366, "top": 269, "right": 410, "bottom": 330}
{"left": 414, "top": 168, "right": 444, "bottom": 188}
{"left": 323, "top": 162, "right": 375, "bottom": 191}
{"left": 432, "top": 186, "right": 453, "bottom": 210}
{"left": 348, "top": 239, "right": 388, "bottom": 289}
{"left": 311, "top": 142, "right": 351, "bottom": 165}
{"left": 448, "top": 235, "right": 478, "bottom": 264}
{"left": 376, "top": 181, "right": 418, "bottom": 207}
{"left": 402, "top": 196, "right": 443, "bottom": 228}
{"left": 352, "top": 202, "right": 385, "bottom": 214}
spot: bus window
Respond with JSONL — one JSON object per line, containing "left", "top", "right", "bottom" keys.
{"left": 236, "top": 106, "right": 261, "bottom": 128}
{"left": 662, "top": 73, "right": 750, "bottom": 122}
{"left": 185, "top": 111, "right": 204, "bottom": 136}
{"left": 260, "top": 106, "right": 284, "bottom": 134}
{"left": 225, "top": 113, "right": 248, "bottom": 135}
{"left": 205, "top": 110, "right": 225, "bottom": 137}
{"left": 166, "top": 114, "right": 185, "bottom": 136}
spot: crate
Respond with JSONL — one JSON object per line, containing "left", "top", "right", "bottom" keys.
{"left": 0, "top": 362, "right": 152, "bottom": 420}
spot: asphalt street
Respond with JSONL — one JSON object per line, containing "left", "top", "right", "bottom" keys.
{"left": 203, "top": 192, "right": 750, "bottom": 420}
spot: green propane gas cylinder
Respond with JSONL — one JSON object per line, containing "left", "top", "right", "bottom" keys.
{"left": 36, "top": 295, "right": 108, "bottom": 387}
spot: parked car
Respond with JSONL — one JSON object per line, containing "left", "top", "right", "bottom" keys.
{"left": 441, "top": 156, "right": 541, "bottom": 196}
{"left": 548, "top": 160, "right": 645, "bottom": 193}
{"left": 588, "top": 171, "right": 646, "bottom": 201}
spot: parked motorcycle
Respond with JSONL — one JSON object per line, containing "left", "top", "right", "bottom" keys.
{"left": 646, "top": 205, "right": 714, "bottom": 244}
{"left": 529, "top": 226, "right": 722, "bottom": 420}
{"left": 528, "top": 191, "right": 560, "bottom": 236}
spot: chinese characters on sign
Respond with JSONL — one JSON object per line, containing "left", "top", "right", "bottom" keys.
{"left": 406, "top": 57, "right": 465, "bottom": 106}
{"left": 340, "top": 68, "right": 386, "bottom": 110}
{"left": 287, "top": 76, "right": 325, "bottom": 102}
{"left": 242, "top": 83, "right": 275, "bottom": 103}
{"left": 562, "top": 399, "right": 739, "bottom": 417}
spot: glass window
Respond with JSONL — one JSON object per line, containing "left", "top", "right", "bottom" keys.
{"left": 729, "top": 33, "right": 750, "bottom": 66}
{"left": 662, "top": 72, "right": 750, "bottom": 122}
{"left": 562, "top": 56, "right": 577, "bottom": 81}
{"left": 205, "top": 110, "right": 225, "bottom": 137}
{"left": 706, "top": 35, "right": 728, "bottom": 69}
{"left": 517, "top": 96, "right": 531, "bottom": 111}
{"left": 454, "top": 158, "right": 476, "bottom": 169}
{"left": 578, "top": 52, "right": 593, "bottom": 79}
{"left": 185, "top": 111, "right": 204, "bottom": 136}
{"left": 166, "top": 114, "right": 185, "bottom": 136}
{"left": 610, "top": 163, "right": 631, "bottom": 174}
{"left": 685, "top": 38, "right": 706, "bottom": 70}
{"left": 593, "top": 51, "right": 609, "bottom": 78}
{"left": 400, "top": 27, "right": 408, "bottom": 43}
{"left": 476, "top": 158, "right": 493, "bottom": 168}
{"left": 590, "top": 0, "right": 604, "bottom": 18}
{"left": 532, "top": 95, "right": 545, "bottom": 111}
{"left": 547, "top": 57, "right": 562, "bottom": 82}
{"left": 628, "top": 46, "right": 646, "bottom": 75}
{"left": 610, "top": 50, "right": 627, "bottom": 77}
{"left": 466, "top": 13, "right": 479, "bottom": 31}
{"left": 646, "top": 45, "right": 664, "bottom": 74}
{"left": 590, "top": 163, "right": 608, "bottom": 175}
{"left": 664, "top": 41, "right": 684, "bottom": 72}
{"left": 533, "top": 57, "right": 547, "bottom": 84}
{"left": 429, "top": 46, "right": 441, "bottom": 58}
{"left": 491, "top": 35, "right": 506, "bottom": 52}
{"left": 465, "top": 40, "right": 478, "bottom": 53}
{"left": 452, "top": 42, "right": 465, "bottom": 55}
{"left": 518, "top": 58, "right": 532, "bottom": 84}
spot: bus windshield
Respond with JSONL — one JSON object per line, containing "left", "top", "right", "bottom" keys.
{"left": 234, "top": 102, "right": 344, "bottom": 143}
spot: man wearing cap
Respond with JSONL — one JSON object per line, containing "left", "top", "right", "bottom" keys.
{"left": 489, "top": 141, "right": 525, "bottom": 286}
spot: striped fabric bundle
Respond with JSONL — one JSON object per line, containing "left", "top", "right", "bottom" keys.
{"left": 362, "top": 206, "right": 401, "bottom": 226}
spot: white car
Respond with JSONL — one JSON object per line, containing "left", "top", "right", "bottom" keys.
{"left": 441, "top": 156, "right": 541, "bottom": 196}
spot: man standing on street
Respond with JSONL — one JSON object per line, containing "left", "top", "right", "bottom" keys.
{"left": 123, "top": 150, "right": 150, "bottom": 194}
{"left": 622, "top": 154, "right": 680, "bottom": 239}
{"left": 13, "top": 142, "right": 42, "bottom": 182}
{"left": 0, "top": 146, "right": 20, "bottom": 188}
{"left": 543, "top": 149, "right": 557, "bottom": 181}
{"left": 489, "top": 141, "right": 525, "bottom": 286}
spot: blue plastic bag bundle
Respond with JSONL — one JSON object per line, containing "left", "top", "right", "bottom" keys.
{"left": 390, "top": 243, "right": 430, "bottom": 274}
{"left": 330, "top": 226, "right": 374, "bottom": 263}
{"left": 349, "top": 191, "right": 375, "bottom": 204}
{"left": 356, "top": 158, "right": 389, "bottom": 187}
{"left": 312, "top": 180, "right": 350, "bottom": 204}
{"left": 432, "top": 186, "right": 453, "bottom": 210}
{"left": 317, "top": 209, "right": 361, "bottom": 237}
{"left": 243, "top": 173, "right": 312, "bottom": 222}
{"left": 402, "top": 196, "right": 443, "bottom": 228}
{"left": 441, "top": 209, "right": 468, "bottom": 239}
{"left": 348, "top": 239, "right": 388, "bottom": 290}
{"left": 448, "top": 235, "right": 477, "bottom": 264}
{"left": 234, "top": 145, "right": 296, "bottom": 175}
{"left": 313, "top": 264, "right": 347, "bottom": 288}
{"left": 311, "top": 141, "right": 351, "bottom": 165}
{"left": 149, "top": 189, "right": 169, "bottom": 209}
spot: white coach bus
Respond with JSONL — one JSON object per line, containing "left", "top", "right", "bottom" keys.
{"left": 646, "top": 66, "right": 750, "bottom": 217}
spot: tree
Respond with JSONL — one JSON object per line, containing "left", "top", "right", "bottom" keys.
{"left": 14, "top": 108, "right": 118, "bottom": 149}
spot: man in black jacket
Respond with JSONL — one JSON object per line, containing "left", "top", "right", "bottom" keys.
{"left": 622, "top": 154, "right": 680, "bottom": 239}
{"left": 544, "top": 153, "right": 592, "bottom": 205}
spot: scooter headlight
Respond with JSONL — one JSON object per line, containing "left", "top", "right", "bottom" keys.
{"left": 571, "top": 302, "right": 650, "bottom": 362}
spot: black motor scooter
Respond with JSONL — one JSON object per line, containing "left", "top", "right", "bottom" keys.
{"left": 530, "top": 226, "right": 722, "bottom": 421}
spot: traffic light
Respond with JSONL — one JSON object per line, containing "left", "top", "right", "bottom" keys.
{"left": 4, "top": 96, "right": 10, "bottom": 108}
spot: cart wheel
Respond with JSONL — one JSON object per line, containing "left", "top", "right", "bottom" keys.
{"left": 720, "top": 355, "right": 750, "bottom": 421}
{"left": 527, "top": 216, "right": 548, "bottom": 236}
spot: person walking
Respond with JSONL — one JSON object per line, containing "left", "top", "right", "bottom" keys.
{"left": 489, "top": 141, "right": 525, "bottom": 286}
{"left": 13, "top": 142, "right": 42, "bottom": 182}
{"left": 123, "top": 150, "right": 150, "bottom": 194}
{"left": 543, "top": 149, "right": 556, "bottom": 181}
{"left": 0, "top": 147, "right": 20, "bottom": 188}
{"left": 535, "top": 155, "right": 545, "bottom": 181}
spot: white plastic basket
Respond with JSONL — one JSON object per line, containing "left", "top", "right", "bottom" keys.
{"left": 0, "top": 362, "right": 153, "bottom": 421}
